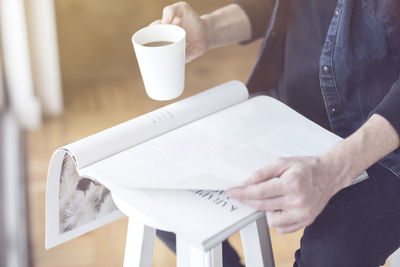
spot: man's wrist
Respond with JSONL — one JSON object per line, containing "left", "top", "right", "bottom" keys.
{"left": 200, "top": 4, "right": 252, "bottom": 50}
{"left": 318, "top": 149, "right": 357, "bottom": 188}
{"left": 317, "top": 114, "right": 400, "bottom": 189}
{"left": 200, "top": 14, "right": 214, "bottom": 51}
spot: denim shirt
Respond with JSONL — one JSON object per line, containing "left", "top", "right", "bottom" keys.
{"left": 235, "top": 0, "right": 400, "bottom": 178}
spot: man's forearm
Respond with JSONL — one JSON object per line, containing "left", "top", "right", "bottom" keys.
{"left": 201, "top": 4, "right": 252, "bottom": 50}
{"left": 320, "top": 114, "right": 400, "bottom": 184}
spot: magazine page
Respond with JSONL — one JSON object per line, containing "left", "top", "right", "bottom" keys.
{"left": 46, "top": 80, "right": 249, "bottom": 248}
{"left": 81, "top": 96, "right": 368, "bottom": 191}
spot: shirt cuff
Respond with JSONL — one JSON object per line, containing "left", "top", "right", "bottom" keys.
{"left": 369, "top": 79, "right": 400, "bottom": 147}
{"left": 233, "top": 0, "right": 274, "bottom": 44}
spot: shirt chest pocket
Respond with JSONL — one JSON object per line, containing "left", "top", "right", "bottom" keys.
{"left": 362, "top": 0, "right": 400, "bottom": 75}
{"left": 362, "top": 0, "right": 400, "bottom": 25}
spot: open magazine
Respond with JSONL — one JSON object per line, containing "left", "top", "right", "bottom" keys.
{"left": 46, "top": 80, "right": 368, "bottom": 249}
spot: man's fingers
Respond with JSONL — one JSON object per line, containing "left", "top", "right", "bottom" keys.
{"left": 162, "top": 2, "right": 186, "bottom": 24}
{"left": 185, "top": 53, "right": 194, "bottom": 63}
{"left": 266, "top": 209, "right": 302, "bottom": 229}
{"left": 162, "top": 6, "right": 175, "bottom": 24}
{"left": 171, "top": 16, "right": 182, "bottom": 25}
{"left": 245, "top": 158, "right": 291, "bottom": 185}
{"left": 239, "top": 196, "right": 286, "bottom": 211}
{"left": 227, "top": 179, "right": 284, "bottom": 200}
{"left": 151, "top": 16, "right": 180, "bottom": 27}
{"left": 275, "top": 222, "right": 304, "bottom": 234}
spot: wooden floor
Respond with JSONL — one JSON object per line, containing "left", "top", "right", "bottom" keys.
{"left": 26, "top": 0, "right": 388, "bottom": 266}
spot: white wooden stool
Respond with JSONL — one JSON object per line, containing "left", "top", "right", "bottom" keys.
{"left": 111, "top": 190, "right": 275, "bottom": 267}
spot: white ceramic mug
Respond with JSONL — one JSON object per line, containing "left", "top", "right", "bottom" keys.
{"left": 132, "top": 24, "right": 186, "bottom": 101}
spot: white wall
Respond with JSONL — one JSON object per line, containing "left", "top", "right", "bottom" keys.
{"left": 1, "top": 0, "right": 41, "bottom": 128}
{"left": 25, "top": 0, "right": 63, "bottom": 116}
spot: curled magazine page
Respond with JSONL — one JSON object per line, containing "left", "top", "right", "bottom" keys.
{"left": 58, "top": 154, "right": 119, "bottom": 234}
{"left": 63, "top": 80, "right": 248, "bottom": 169}
{"left": 46, "top": 150, "right": 123, "bottom": 249}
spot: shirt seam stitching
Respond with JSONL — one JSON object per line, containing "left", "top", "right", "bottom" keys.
{"left": 330, "top": 2, "right": 344, "bottom": 112}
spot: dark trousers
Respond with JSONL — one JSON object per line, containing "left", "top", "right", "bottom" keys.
{"left": 157, "top": 163, "right": 400, "bottom": 267}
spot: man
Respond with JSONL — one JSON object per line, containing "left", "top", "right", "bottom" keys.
{"left": 153, "top": 1, "right": 400, "bottom": 266}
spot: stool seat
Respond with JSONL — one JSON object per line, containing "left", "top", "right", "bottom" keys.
{"left": 110, "top": 187, "right": 275, "bottom": 267}
{"left": 112, "top": 191, "right": 172, "bottom": 232}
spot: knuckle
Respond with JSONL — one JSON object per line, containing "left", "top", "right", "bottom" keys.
{"left": 292, "top": 167, "right": 306, "bottom": 177}
{"left": 162, "top": 6, "right": 172, "bottom": 15}
{"left": 177, "top": 1, "right": 189, "bottom": 10}
{"left": 294, "top": 195, "right": 307, "bottom": 207}
{"left": 296, "top": 196, "right": 305, "bottom": 208}
{"left": 289, "top": 179, "right": 302, "bottom": 192}
{"left": 294, "top": 164, "right": 306, "bottom": 174}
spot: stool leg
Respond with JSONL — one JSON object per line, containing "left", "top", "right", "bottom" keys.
{"left": 207, "top": 243, "right": 223, "bottom": 267}
{"left": 123, "top": 217, "right": 156, "bottom": 267}
{"left": 240, "top": 215, "right": 275, "bottom": 267}
{"left": 186, "top": 243, "right": 223, "bottom": 267}
{"left": 177, "top": 236, "right": 191, "bottom": 267}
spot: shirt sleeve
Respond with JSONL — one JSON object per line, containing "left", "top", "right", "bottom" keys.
{"left": 369, "top": 79, "right": 400, "bottom": 141}
{"left": 233, "top": 0, "right": 275, "bottom": 43}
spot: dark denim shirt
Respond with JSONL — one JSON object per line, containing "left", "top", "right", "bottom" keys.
{"left": 234, "top": 0, "right": 400, "bottom": 179}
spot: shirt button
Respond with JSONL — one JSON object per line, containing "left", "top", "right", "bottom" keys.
{"left": 322, "top": 66, "right": 330, "bottom": 73}
{"left": 331, "top": 107, "right": 341, "bottom": 115}
{"left": 334, "top": 9, "right": 340, "bottom": 17}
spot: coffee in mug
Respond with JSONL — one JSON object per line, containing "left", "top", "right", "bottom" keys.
{"left": 132, "top": 25, "right": 186, "bottom": 101}
{"left": 142, "top": 41, "right": 174, "bottom": 47}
